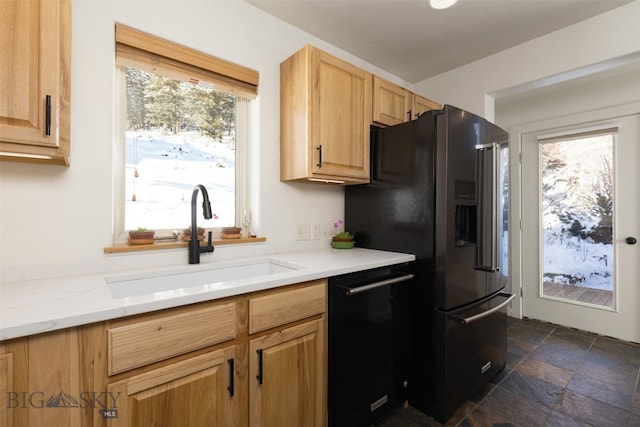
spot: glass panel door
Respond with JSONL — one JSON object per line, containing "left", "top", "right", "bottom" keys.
{"left": 521, "top": 112, "right": 640, "bottom": 343}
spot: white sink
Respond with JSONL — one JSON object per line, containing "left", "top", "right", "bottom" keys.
{"left": 105, "top": 258, "right": 306, "bottom": 298}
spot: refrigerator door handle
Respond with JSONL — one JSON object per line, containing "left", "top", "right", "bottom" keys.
{"left": 344, "top": 274, "right": 414, "bottom": 296}
{"left": 474, "top": 142, "right": 496, "bottom": 150}
{"left": 475, "top": 141, "right": 499, "bottom": 272}
{"left": 444, "top": 292, "right": 514, "bottom": 325}
{"left": 475, "top": 266, "right": 500, "bottom": 273}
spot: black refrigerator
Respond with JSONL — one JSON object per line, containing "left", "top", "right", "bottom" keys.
{"left": 345, "top": 104, "right": 513, "bottom": 423}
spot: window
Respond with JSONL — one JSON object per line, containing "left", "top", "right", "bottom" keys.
{"left": 539, "top": 127, "right": 616, "bottom": 307}
{"left": 113, "top": 25, "right": 258, "bottom": 243}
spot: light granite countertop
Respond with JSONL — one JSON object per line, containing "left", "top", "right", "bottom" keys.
{"left": 0, "top": 248, "right": 414, "bottom": 341}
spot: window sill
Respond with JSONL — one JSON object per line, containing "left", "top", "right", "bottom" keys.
{"left": 104, "top": 236, "right": 267, "bottom": 254}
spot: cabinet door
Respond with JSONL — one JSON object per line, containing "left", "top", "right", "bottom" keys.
{"left": 372, "top": 76, "right": 412, "bottom": 126}
{"left": 412, "top": 94, "right": 441, "bottom": 120}
{"left": 250, "top": 318, "right": 326, "bottom": 427}
{"left": 107, "top": 347, "right": 237, "bottom": 427}
{"left": 0, "top": 0, "right": 71, "bottom": 165}
{"left": 311, "top": 48, "right": 371, "bottom": 181}
{"left": 0, "top": 353, "right": 13, "bottom": 427}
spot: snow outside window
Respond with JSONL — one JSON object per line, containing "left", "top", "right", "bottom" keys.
{"left": 538, "top": 127, "right": 616, "bottom": 306}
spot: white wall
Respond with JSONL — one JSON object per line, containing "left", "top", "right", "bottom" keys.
{"left": 0, "top": 0, "right": 410, "bottom": 282}
{"left": 496, "top": 68, "right": 640, "bottom": 129}
{"left": 413, "top": 0, "right": 640, "bottom": 122}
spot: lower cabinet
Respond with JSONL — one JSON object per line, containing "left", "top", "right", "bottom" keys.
{"left": 249, "top": 319, "right": 325, "bottom": 426}
{"left": 107, "top": 347, "right": 237, "bottom": 427}
{"left": 0, "top": 279, "right": 327, "bottom": 427}
{"left": 0, "top": 350, "right": 14, "bottom": 427}
{"left": 0, "top": 328, "right": 93, "bottom": 427}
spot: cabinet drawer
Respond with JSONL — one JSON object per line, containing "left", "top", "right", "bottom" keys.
{"left": 108, "top": 302, "right": 236, "bottom": 375}
{"left": 249, "top": 281, "right": 326, "bottom": 334}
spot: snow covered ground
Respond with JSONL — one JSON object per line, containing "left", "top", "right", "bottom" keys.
{"left": 542, "top": 228, "right": 613, "bottom": 290}
{"left": 125, "top": 130, "right": 235, "bottom": 230}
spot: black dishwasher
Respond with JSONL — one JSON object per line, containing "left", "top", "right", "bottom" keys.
{"left": 328, "top": 263, "right": 414, "bottom": 427}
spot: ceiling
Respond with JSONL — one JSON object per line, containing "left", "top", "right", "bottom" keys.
{"left": 245, "top": 0, "right": 634, "bottom": 84}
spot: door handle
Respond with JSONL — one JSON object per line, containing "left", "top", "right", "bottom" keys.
{"left": 256, "top": 349, "right": 263, "bottom": 385}
{"left": 626, "top": 237, "right": 637, "bottom": 245}
{"left": 227, "top": 358, "right": 235, "bottom": 397}
{"left": 475, "top": 142, "right": 499, "bottom": 272}
{"left": 475, "top": 266, "right": 500, "bottom": 273}
{"left": 45, "top": 95, "right": 52, "bottom": 136}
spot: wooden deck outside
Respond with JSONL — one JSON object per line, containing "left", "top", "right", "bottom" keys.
{"left": 543, "top": 282, "right": 613, "bottom": 307}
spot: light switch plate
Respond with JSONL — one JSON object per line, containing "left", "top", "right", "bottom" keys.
{"left": 311, "top": 223, "right": 320, "bottom": 240}
{"left": 296, "top": 224, "right": 310, "bottom": 240}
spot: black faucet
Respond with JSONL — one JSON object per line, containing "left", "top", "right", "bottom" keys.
{"left": 189, "top": 184, "right": 215, "bottom": 264}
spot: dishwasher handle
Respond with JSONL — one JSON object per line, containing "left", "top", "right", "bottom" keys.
{"left": 345, "top": 274, "right": 414, "bottom": 296}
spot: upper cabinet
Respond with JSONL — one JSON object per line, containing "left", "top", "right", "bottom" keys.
{"left": 0, "top": 0, "right": 71, "bottom": 166}
{"left": 372, "top": 76, "right": 442, "bottom": 126}
{"left": 412, "top": 93, "right": 442, "bottom": 120}
{"left": 280, "top": 45, "right": 442, "bottom": 185}
{"left": 372, "top": 76, "right": 412, "bottom": 126}
{"left": 280, "top": 45, "right": 372, "bottom": 185}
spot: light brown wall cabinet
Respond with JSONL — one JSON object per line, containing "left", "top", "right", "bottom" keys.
{"left": 0, "top": 280, "right": 327, "bottom": 427}
{"left": 280, "top": 44, "right": 372, "bottom": 185}
{"left": 280, "top": 45, "right": 441, "bottom": 185}
{"left": 372, "top": 76, "right": 412, "bottom": 126}
{"left": 0, "top": 0, "right": 71, "bottom": 165}
{"left": 372, "top": 76, "right": 442, "bottom": 126}
{"left": 412, "top": 93, "right": 442, "bottom": 120}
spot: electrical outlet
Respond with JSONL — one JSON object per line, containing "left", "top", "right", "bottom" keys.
{"left": 311, "top": 223, "right": 320, "bottom": 240}
{"left": 296, "top": 223, "right": 310, "bottom": 240}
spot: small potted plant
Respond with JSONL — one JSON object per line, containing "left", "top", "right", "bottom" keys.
{"left": 182, "top": 226, "right": 206, "bottom": 242}
{"left": 128, "top": 227, "right": 156, "bottom": 245}
{"left": 331, "top": 219, "right": 355, "bottom": 249}
{"left": 221, "top": 227, "right": 242, "bottom": 239}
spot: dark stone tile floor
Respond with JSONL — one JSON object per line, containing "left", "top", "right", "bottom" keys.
{"left": 376, "top": 317, "right": 640, "bottom": 427}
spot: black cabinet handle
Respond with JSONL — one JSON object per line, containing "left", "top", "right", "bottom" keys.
{"left": 626, "top": 237, "right": 637, "bottom": 245}
{"left": 45, "top": 95, "right": 51, "bottom": 136}
{"left": 256, "top": 349, "right": 263, "bottom": 384}
{"left": 407, "top": 110, "right": 412, "bottom": 120}
{"left": 316, "top": 145, "right": 322, "bottom": 168}
{"left": 227, "top": 358, "right": 235, "bottom": 397}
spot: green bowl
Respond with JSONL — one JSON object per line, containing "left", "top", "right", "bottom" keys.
{"left": 331, "top": 241, "right": 355, "bottom": 249}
